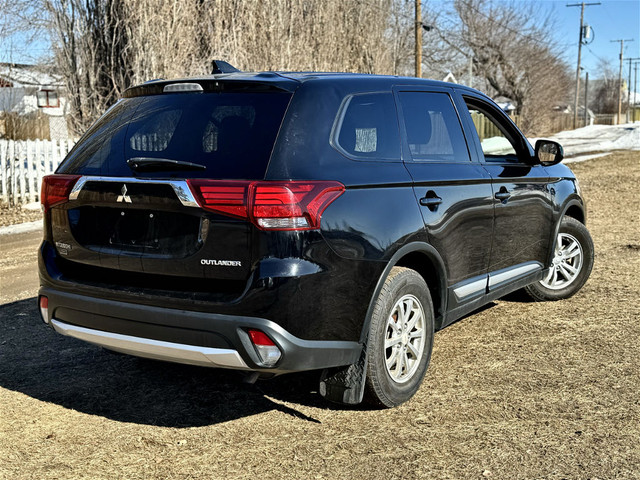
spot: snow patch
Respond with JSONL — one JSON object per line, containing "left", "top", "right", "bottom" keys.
{"left": 530, "top": 123, "right": 640, "bottom": 157}
{"left": 0, "top": 220, "right": 42, "bottom": 236}
{"left": 564, "top": 152, "right": 612, "bottom": 164}
{"left": 23, "top": 202, "right": 41, "bottom": 211}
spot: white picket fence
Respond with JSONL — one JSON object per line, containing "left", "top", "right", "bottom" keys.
{"left": 0, "top": 139, "right": 75, "bottom": 205}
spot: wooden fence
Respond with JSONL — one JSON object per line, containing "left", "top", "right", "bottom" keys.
{"left": 0, "top": 139, "right": 75, "bottom": 205}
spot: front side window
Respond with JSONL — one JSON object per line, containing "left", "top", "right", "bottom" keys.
{"left": 464, "top": 99, "right": 519, "bottom": 162}
{"left": 335, "top": 93, "right": 401, "bottom": 160}
{"left": 397, "top": 91, "right": 470, "bottom": 162}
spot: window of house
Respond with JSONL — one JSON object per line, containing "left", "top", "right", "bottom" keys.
{"left": 37, "top": 90, "right": 60, "bottom": 108}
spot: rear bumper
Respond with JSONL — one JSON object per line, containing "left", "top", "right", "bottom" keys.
{"left": 51, "top": 319, "right": 249, "bottom": 369}
{"left": 39, "top": 288, "right": 361, "bottom": 374}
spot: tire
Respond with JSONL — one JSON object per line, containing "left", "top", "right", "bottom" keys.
{"left": 524, "top": 216, "right": 594, "bottom": 301}
{"left": 364, "top": 267, "right": 434, "bottom": 408}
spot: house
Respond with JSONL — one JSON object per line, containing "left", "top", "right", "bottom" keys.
{"left": 0, "top": 62, "right": 69, "bottom": 140}
{"left": 495, "top": 101, "right": 516, "bottom": 115}
{"left": 442, "top": 72, "right": 458, "bottom": 84}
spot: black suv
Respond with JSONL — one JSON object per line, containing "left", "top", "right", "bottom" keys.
{"left": 38, "top": 69, "right": 593, "bottom": 407}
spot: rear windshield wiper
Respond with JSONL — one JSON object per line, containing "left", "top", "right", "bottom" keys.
{"left": 127, "top": 157, "right": 206, "bottom": 172}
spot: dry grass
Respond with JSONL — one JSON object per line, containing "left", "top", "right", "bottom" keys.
{"left": 0, "top": 151, "right": 639, "bottom": 479}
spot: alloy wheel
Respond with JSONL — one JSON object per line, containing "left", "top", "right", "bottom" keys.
{"left": 540, "top": 232, "right": 584, "bottom": 290}
{"left": 384, "top": 294, "right": 426, "bottom": 384}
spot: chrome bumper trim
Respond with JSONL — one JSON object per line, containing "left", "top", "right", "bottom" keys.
{"left": 51, "top": 319, "right": 249, "bottom": 369}
{"left": 68, "top": 176, "right": 199, "bottom": 208}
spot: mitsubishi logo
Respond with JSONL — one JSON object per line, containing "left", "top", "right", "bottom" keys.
{"left": 116, "top": 184, "right": 132, "bottom": 203}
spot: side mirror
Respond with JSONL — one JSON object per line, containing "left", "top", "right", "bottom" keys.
{"left": 535, "top": 139, "right": 564, "bottom": 166}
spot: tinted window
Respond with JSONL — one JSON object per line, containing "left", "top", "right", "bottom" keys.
{"left": 398, "top": 92, "right": 470, "bottom": 162}
{"left": 58, "top": 92, "right": 292, "bottom": 179}
{"left": 58, "top": 98, "right": 142, "bottom": 175}
{"left": 464, "top": 101, "right": 519, "bottom": 161}
{"left": 335, "top": 93, "right": 400, "bottom": 160}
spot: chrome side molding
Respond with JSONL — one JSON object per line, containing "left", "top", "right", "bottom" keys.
{"left": 453, "top": 277, "right": 486, "bottom": 301}
{"left": 452, "top": 261, "right": 543, "bottom": 301}
{"left": 488, "top": 261, "right": 542, "bottom": 288}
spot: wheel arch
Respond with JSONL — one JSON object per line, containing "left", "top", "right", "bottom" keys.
{"left": 359, "top": 243, "right": 448, "bottom": 343}
{"left": 563, "top": 202, "right": 585, "bottom": 224}
{"left": 546, "top": 198, "right": 586, "bottom": 265}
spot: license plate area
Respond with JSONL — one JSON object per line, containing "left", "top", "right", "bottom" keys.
{"left": 110, "top": 210, "right": 159, "bottom": 250}
{"left": 68, "top": 206, "right": 202, "bottom": 258}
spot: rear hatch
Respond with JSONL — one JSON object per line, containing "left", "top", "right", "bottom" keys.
{"left": 48, "top": 81, "right": 293, "bottom": 293}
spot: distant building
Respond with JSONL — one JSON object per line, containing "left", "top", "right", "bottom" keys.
{"left": 442, "top": 72, "right": 457, "bottom": 84}
{"left": 0, "top": 63, "right": 69, "bottom": 140}
{"left": 495, "top": 101, "right": 516, "bottom": 115}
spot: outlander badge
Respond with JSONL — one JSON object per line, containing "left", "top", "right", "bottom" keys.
{"left": 117, "top": 184, "right": 132, "bottom": 203}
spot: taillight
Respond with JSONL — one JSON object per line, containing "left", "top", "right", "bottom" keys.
{"left": 39, "top": 296, "right": 49, "bottom": 324}
{"left": 187, "top": 180, "right": 249, "bottom": 219}
{"left": 41, "top": 175, "right": 81, "bottom": 212}
{"left": 187, "top": 180, "right": 344, "bottom": 231}
{"left": 253, "top": 182, "right": 344, "bottom": 230}
{"left": 248, "top": 329, "right": 281, "bottom": 367}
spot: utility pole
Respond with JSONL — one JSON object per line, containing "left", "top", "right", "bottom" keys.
{"left": 611, "top": 39, "right": 634, "bottom": 125}
{"left": 415, "top": 0, "right": 422, "bottom": 78}
{"left": 635, "top": 61, "right": 639, "bottom": 122}
{"left": 584, "top": 72, "right": 589, "bottom": 127}
{"left": 567, "top": 2, "right": 600, "bottom": 129}
{"left": 626, "top": 57, "right": 640, "bottom": 122}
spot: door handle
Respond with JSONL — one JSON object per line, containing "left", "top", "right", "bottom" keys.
{"left": 495, "top": 189, "right": 511, "bottom": 201}
{"left": 420, "top": 191, "right": 442, "bottom": 210}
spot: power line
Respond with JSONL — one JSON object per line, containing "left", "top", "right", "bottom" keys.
{"left": 585, "top": 45, "right": 610, "bottom": 65}
{"left": 456, "top": 0, "right": 550, "bottom": 45}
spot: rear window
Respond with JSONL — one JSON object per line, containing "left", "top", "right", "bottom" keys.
{"left": 333, "top": 93, "right": 401, "bottom": 161}
{"left": 58, "top": 91, "right": 292, "bottom": 179}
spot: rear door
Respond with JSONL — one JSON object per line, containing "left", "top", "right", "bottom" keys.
{"left": 394, "top": 87, "right": 494, "bottom": 309}
{"left": 457, "top": 93, "right": 554, "bottom": 290}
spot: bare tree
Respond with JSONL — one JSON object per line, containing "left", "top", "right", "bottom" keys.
{"left": 591, "top": 60, "right": 622, "bottom": 114}
{"left": 38, "top": 0, "right": 394, "bottom": 131}
{"left": 43, "top": 0, "right": 132, "bottom": 133}
{"left": 442, "top": 0, "right": 572, "bottom": 134}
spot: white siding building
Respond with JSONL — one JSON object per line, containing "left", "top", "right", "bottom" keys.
{"left": 0, "top": 63, "right": 69, "bottom": 139}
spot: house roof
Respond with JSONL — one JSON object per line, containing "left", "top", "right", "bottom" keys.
{"left": 0, "top": 62, "right": 63, "bottom": 88}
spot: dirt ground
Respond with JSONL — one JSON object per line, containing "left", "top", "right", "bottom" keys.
{"left": 0, "top": 151, "right": 638, "bottom": 479}
{"left": 0, "top": 202, "right": 41, "bottom": 227}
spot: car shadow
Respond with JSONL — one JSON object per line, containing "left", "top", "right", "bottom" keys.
{"left": 499, "top": 289, "right": 537, "bottom": 303}
{"left": 0, "top": 298, "right": 364, "bottom": 428}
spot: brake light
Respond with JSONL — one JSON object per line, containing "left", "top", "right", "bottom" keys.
{"left": 187, "top": 180, "right": 344, "bottom": 231}
{"left": 187, "top": 180, "right": 249, "bottom": 219}
{"left": 41, "top": 175, "right": 81, "bottom": 212}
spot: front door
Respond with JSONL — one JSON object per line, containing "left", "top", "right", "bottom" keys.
{"left": 459, "top": 94, "right": 554, "bottom": 291}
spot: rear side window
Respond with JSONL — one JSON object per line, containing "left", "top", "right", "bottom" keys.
{"left": 398, "top": 92, "right": 470, "bottom": 162}
{"left": 58, "top": 91, "right": 292, "bottom": 179}
{"left": 334, "top": 93, "right": 400, "bottom": 160}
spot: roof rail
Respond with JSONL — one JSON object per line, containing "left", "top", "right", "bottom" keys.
{"left": 211, "top": 60, "right": 240, "bottom": 74}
